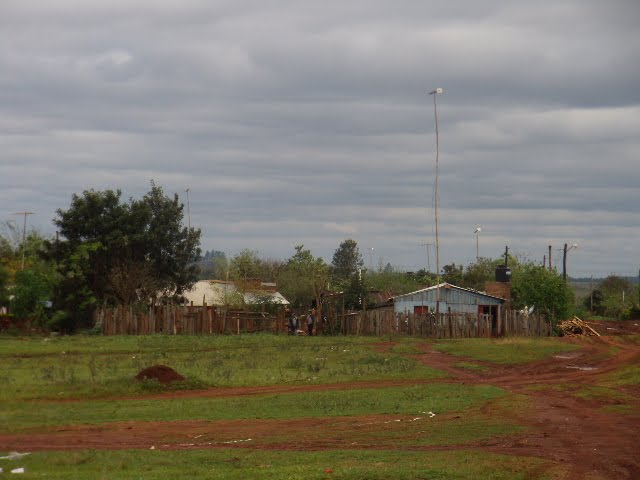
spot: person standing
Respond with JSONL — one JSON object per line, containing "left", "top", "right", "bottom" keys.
{"left": 287, "top": 310, "right": 299, "bottom": 335}
{"left": 306, "top": 309, "right": 316, "bottom": 336}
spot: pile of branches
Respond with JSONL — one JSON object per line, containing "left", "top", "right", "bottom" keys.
{"left": 557, "top": 316, "right": 600, "bottom": 337}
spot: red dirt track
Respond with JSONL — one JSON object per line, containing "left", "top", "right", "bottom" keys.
{"left": 1, "top": 321, "right": 638, "bottom": 479}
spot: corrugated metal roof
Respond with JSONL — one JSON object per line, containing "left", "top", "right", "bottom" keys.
{"left": 183, "top": 280, "right": 290, "bottom": 306}
{"left": 391, "top": 282, "right": 505, "bottom": 302}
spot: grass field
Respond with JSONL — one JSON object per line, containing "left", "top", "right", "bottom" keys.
{"left": 0, "top": 449, "right": 552, "bottom": 480}
{"left": 0, "top": 332, "right": 633, "bottom": 479}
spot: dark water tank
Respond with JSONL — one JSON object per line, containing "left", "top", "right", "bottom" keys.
{"left": 495, "top": 265, "right": 512, "bottom": 283}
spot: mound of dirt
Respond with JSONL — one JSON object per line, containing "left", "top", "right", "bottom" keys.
{"left": 135, "top": 365, "right": 185, "bottom": 384}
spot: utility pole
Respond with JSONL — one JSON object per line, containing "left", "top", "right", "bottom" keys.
{"left": 562, "top": 243, "right": 578, "bottom": 281}
{"left": 548, "top": 245, "right": 552, "bottom": 271}
{"left": 12, "top": 211, "right": 34, "bottom": 270}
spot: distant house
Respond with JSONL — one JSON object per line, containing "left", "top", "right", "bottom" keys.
{"left": 392, "top": 282, "right": 504, "bottom": 315}
{"left": 183, "top": 280, "right": 290, "bottom": 307}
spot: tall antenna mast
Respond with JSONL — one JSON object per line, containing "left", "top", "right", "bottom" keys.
{"left": 429, "top": 87, "right": 444, "bottom": 313}
{"left": 421, "top": 242, "right": 433, "bottom": 273}
{"left": 185, "top": 188, "right": 191, "bottom": 230}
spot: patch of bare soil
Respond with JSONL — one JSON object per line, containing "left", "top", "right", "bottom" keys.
{"left": 1, "top": 329, "right": 638, "bottom": 479}
{"left": 135, "top": 365, "right": 185, "bottom": 384}
{"left": 587, "top": 319, "right": 640, "bottom": 336}
{"left": 413, "top": 335, "right": 640, "bottom": 480}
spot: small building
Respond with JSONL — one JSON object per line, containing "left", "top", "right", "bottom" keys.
{"left": 392, "top": 283, "right": 505, "bottom": 334}
{"left": 183, "top": 280, "right": 290, "bottom": 307}
{"left": 393, "top": 282, "right": 504, "bottom": 314}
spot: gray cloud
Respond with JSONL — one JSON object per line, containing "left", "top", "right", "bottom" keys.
{"left": 1, "top": 0, "right": 639, "bottom": 277}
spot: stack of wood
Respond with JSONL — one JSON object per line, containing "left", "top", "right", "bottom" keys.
{"left": 557, "top": 316, "right": 600, "bottom": 337}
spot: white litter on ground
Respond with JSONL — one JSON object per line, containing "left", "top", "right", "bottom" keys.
{"left": 0, "top": 452, "right": 30, "bottom": 461}
{"left": 419, "top": 411, "right": 436, "bottom": 418}
{"left": 175, "top": 438, "right": 253, "bottom": 448}
{"left": 566, "top": 365, "right": 597, "bottom": 371}
{"left": 221, "top": 438, "right": 252, "bottom": 444}
{"left": 11, "top": 467, "right": 25, "bottom": 474}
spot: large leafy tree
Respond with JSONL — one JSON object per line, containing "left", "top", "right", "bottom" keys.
{"left": 511, "top": 262, "right": 574, "bottom": 321}
{"left": 45, "top": 182, "right": 201, "bottom": 330}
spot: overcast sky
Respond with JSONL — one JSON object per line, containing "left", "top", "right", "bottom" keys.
{"left": 1, "top": 0, "right": 639, "bottom": 278}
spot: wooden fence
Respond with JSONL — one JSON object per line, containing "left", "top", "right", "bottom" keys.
{"left": 333, "top": 310, "right": 550, "bottom": 338}
{"left": 98, "top": 305, "right": 550, "bottom": 338}
{"left": 98, "top": 305, "right": 285, "bottom": 336}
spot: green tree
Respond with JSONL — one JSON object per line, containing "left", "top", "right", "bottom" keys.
{"left": 463, "top": 257, "right": 500, "bottom": 291}
{"left": 365, "top": 267, "right": 432, "bottom": 300}
{"left": 229, "top": 249, "right": 263, "bottom": 285}
{"left": 584, "top": 288, "right": 608, "bottom": 316}
{"left": 598, "top": 275, "right": 634, "bottom": 319}
{"left": 343, "top": 271, "right": 367, "bottom": 310}
{"left": 45, "top": 182, "right": 201, "bottom": 330}
{"left": 0, "top": 228, "right": 57, "bottom": 322}
{"left": 278, "top": 245, "right": 329, "bottom": 310}
{"left": 0, "top": 223, "right": 49, "bottom": 281}
{"left": 11, "top": 262, "right": 57, "bottom": 325}
{"left": 197, "top": 250, "right": 227, "bottom": 279}
{"left": 511, "top": 263, "right": 574, "bottom": 322}
{"left": 134, "top": 183, "right": 201, "bottom": 297}
{"left": 0, "top": 263, "right": 11, "bottom": 308}
{"left": 441, "top": 263, "right": 464, "bottom": 285}
{"left": 331, "top": 239, "right": 363, "bottom": 283}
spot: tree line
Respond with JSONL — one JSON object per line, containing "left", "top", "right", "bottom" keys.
{"left": 1, "top": 182, "right": 638, "bottom": 332}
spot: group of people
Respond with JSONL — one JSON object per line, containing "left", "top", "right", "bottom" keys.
{"left": 287, "top": 309, "right": 317, "bottom": 336}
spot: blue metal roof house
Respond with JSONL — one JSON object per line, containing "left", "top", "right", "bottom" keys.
{"left": 393, "top": 282, "right": 504, "bottom": 316}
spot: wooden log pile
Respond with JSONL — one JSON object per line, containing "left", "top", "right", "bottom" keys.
{"left": 557, "top": 316, "right": 600, "bottom": 337}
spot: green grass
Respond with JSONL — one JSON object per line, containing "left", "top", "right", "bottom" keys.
{"left": 0, "top": 335, "right": 566, "bottom": 480}
{"left": 0, "top": 335, "right": 445, "bottom": 401}
{"left": 433, "top": 337, "right": 579, "bottom": 364}
{"left": 601, "top": 364, "right": 640, "bottom": 387}
{"left": 602, "top": 404, "right": 640, "bottom": 415}
{"left": 572, "top": 385, "right": 634, "bottom": 403}
{"left": 0, "top": 448, "right": 552, "bottom": 479}
{"left": 0, "top": 383, "right": 507, "bottom": 432}
{"left": 0, "top": 333, "right": 580, "bottom": 478}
